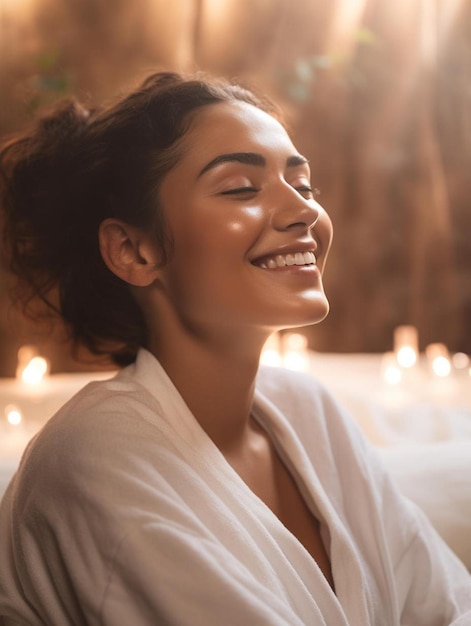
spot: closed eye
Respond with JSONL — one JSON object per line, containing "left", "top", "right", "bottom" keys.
{"left": 220, "top": 187, "right": 259, "bottom": 195}
{"left": 295, "top": 185, "right": 314, "bottom": 198}
{"left": 295, "top": 186, "right": 320, "bottom": 198}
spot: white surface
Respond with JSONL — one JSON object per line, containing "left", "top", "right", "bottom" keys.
{"left": 379, "top": 441, "right": 471, "bottom": 571}
{"left": 307, "top": 353, "right": 471, "bottom": 569}
{"left": 308, "top": 352, "right": 471, "bottom": 446}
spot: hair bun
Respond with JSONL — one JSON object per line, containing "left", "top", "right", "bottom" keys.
{"left": 37, "top": 99, "right": 92, "bottom": 147}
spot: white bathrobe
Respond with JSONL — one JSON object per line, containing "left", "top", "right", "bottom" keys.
{"left": 0, "top": 348, "right": 470, "bottom": 625}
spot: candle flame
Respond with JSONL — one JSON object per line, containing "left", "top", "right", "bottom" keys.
{"left": 393, "top": 326, "right": 418, "bottom": 369}
{"left": 20, "top": 356, "right": 49, "bottom": 385}
{"left": 396, "top": 346, "right": 418, "bottom": 369}
{"left": 432, "top": 356, "right": 451, "bottom": 377}
{"left": 381, "top": 352, "right": 403, "bottom": 385}
{"left": 260, "top": 349, "right": 283, "bottom": 367}
{"left": 452, "top": 352, "right": 469, "bottom": 369}
{"left": 5, "top": 404, "right": 22, "bottom": 426}
{"left": 426, "top": 343, "right": 451, "bottom": 378}
{"left": 283, "top": 333, "right": 308, "bottom": 351}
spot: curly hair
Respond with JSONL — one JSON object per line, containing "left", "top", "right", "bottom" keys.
{"left": 0, "top": 72, "right": 276, "bottom": 365}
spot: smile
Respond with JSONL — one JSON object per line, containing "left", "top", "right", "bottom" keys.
{"left": 254, "top": 251, "right": 317, "bottom": 269}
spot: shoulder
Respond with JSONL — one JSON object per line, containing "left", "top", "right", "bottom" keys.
{"left": 26, "top": 370, "right": 162, "bottom": 465}
{"left": 255, "top": 365, "right": 356, "bottom": 437}
{"left": 10, "top": 368, "right": 172, "bottom": 522}
{"left": 256, "top": 364, "right": 331, "bottom": 403}
{"left": 255, "top": 365, "right": 387, "bottom": 491}
{"left": 0, "top": 371, "right": 184, "bottom": 622}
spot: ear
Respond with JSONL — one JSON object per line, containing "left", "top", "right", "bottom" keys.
{"left": 98, "top": 218, "right": 163, "bottom": 287}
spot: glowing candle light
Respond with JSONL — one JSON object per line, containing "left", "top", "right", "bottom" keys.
{"left": 21, "top": 356, "right": 49, "bottom": 385}
{"left": 397, "top": 346, "right": 417, "bottom": 369}
{"left": 381, "top": 352, "right": 403, "bottom": 385}
{"left": 394, "top": 326, "right": 418, "bottom": 368}
{"left": 426, "top": 343, "right": 451, "bottom": 378}
{"left": 16, "top": 345, "right": 37, "bottom": 379}
{"left": 5, "top": 404, "right": 22, "bottom": 426}
{"left": 452, "top": 352, "right": 470, "bottom": 370}
{"left": 282, "top": 333, "right": 309, "bottom": 371}
{"left": 431, "top": 356, "right": 452, "bottom": 378}
{"left": 260, "top": 333, "right": 283, "bottom": 367}
{"left": 16, "top": 346, "right": 50, "bottom": 386}
{"left": 283, "top": 333, "right": 308, "bottom": 352}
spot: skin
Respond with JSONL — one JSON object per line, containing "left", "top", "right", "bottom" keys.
{"left": 99, "top": 100, "right": 335, "bottom": 587}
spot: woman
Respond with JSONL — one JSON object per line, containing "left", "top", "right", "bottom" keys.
{"left": 0, "top": 72, "right": 469, "bottom": 625}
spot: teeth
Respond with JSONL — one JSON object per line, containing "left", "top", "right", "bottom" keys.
{"left": 255, "top": 251, "right": 316, "bottom": 269}
{"left": 303, "top": 252, "right": 312, "bottom": 264}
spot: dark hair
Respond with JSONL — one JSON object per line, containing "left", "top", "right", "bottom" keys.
{"left": 0, "top": 72, "right": 276, "bottom": 366}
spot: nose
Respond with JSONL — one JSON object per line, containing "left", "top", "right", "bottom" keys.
{"left": 271, "top": 185, "right": 321, "bottom": 232}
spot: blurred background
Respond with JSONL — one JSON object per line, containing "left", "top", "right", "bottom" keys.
{"left": 0, "top": 0, "right": 470, "bottom": 375}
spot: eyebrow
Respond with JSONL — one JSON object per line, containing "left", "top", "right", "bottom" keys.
{"left": 197, "top": 152, "right": 309, "bottom": 178}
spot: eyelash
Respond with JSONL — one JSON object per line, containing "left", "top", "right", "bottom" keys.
{"left": 219, "top": 185, "right": 320, "bottom": 197}
{"left": 220, "top": 187, "right": 258, "bottom": 195}
{"left": 296, "top": 186, "right": 313, "bottom": 196}
{"left": 298, "top": 186, "right": 321, "bottom": 197}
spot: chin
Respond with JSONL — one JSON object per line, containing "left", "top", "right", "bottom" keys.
{"left": 276, "top": 296, "right": 330, "bottom": 330}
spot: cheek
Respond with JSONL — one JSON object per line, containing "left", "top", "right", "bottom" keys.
{"left": 178, "top": 205, "right": 265, "bottom": 256}
{"left": 316, "top": 210, "right": 334, "bottom": 269}
{"left": 225, "top": 206, "right": 264, "bottom": 228}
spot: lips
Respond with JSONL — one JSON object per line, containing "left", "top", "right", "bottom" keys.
{"left": 253, "top": 250, "right": 317, "bottom": 269}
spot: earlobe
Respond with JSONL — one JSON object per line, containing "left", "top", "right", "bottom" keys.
{"left": 98, "top": 218, "right": 163, "bottom": 287}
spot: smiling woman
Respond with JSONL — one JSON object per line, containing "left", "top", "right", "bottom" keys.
{"left": 0, "top": 72, "right": 470, "bottom": 625}
{"left": 132, "top": 101, "right": 332, "bottom": 349}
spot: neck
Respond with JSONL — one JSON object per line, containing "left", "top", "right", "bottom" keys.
{"left": 147, "top": 326, "right": 269, "bottom": 453}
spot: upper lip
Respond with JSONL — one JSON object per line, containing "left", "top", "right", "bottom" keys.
{"left": 250, "top": 241, "right": 319, "bottom": 264}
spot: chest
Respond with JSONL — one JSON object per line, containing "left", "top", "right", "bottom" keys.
{"left": 271, "top": 451, "right": 335, "bottom": 590}
{"left": 227, "top": 427, "right": 335, "bottom": 591}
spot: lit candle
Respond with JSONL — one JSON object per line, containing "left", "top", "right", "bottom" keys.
{"left": 426, "top": 343, "right": 451, "bottom": 377}
{"left": 394, "top": 325, "right": 418, "bottom": 369}
{"left": 452, "top": 352, "right": 470, "bottom": 370}
{"left": 5, "top": 404, "right": 22, "bottom": 426}
{"left": 381, "top": 352, "right": 403, "bottom": 385}
{"left": 282, "top": 333, "right": 309, "bottom": 371}
{"left": 260, "top": 333, "right": 283, "bottom": 367}
{"left": 16, "top": 346, "right": 50, "bottom": 386}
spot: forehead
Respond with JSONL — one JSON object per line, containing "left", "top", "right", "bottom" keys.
{"left": 178, "top": 101, "right": 298, "bottom": 170}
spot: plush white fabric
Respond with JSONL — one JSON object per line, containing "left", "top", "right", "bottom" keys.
{"left": 0, "top": 461, "right": 17, "bottom": 503}
{"left": 379, "top": 441, "right": 471, "bottom": 571}
{"left": 0, "top": 349, "right": 470, "bottom": 625}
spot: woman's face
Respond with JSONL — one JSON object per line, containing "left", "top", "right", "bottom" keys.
{"left": 154, "top": 100, "right": 333, "bottom": 338}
